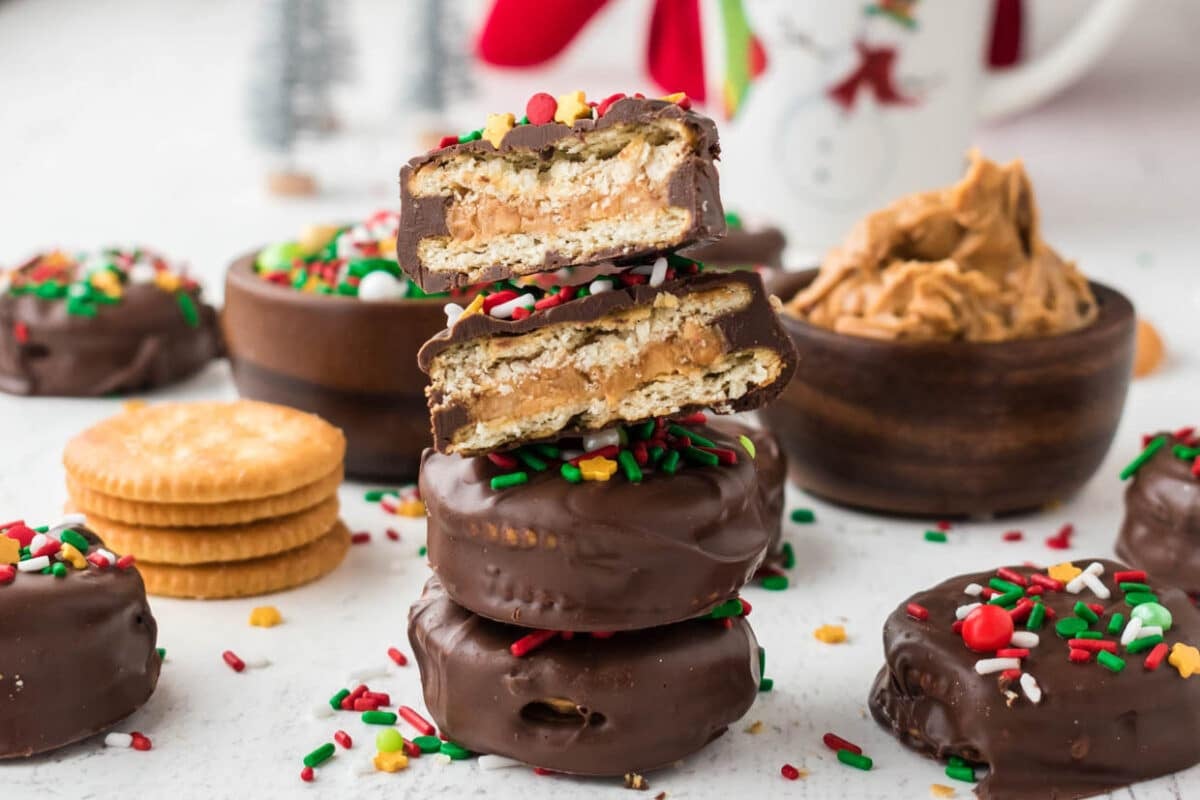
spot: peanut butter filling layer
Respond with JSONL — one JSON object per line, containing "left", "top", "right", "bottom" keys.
{"left": 786, "top": 151, "right": 1098, "bottom": 342}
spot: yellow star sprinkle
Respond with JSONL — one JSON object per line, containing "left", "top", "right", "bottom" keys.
{"left": 249, "top": 606, "right": 283, "bottom": 627}
{"left": 579, "top": 456, "right": 618, "bottom": 481}
{"left": 396, "top": 498, "right": 426, "bottom": 518}
{"left": 661, "top": 91, "right": 688, "bottom": 105}
{"left": 154, "top": 270, "right": 181, "bottom": 293}
{"left": 1048, "top": 562, "right": 1082, "bottom": 583}
{"left": 457, "top": 293, "right": 485, "bottom": 323}
{"left": 1168, "top": 642, "right": 1200, "bottom": 678}
{"left": 89, "top": 269, "right": 123, "bottom": 298}
{"left": 60, "top": 542, "right": 87, "bottom": 570}
{"left": 554, "top": 90, "right": 592, "bottom": 125}
{"left": 813, "top": 624, "right": 847, "bottom": 644}
{"left": 0, "top": 536, "right": 19, "bottom": 565}
{"left": 483, "top": 112, "right": 516, "bottom": 148}
{"left": 373, "top": 750, "right": 409, "bottom": 772}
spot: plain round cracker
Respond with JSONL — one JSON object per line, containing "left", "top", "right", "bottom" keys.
{"left": 63, "top": 400, "right": 345, "bottom": 502}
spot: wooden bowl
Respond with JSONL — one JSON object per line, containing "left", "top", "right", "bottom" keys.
{"left": 758, "top": 269, "right": 1136, "bottom": 516}
{"left": 222, "top": 254, "right": 446, "bottom": 481}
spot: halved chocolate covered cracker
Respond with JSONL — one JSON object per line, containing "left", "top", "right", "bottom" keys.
{"left": 398, "top": 96, "right": 725, "bottom": 293}
{"left": 418, "top": 269, "right": 798, "bottom": 456}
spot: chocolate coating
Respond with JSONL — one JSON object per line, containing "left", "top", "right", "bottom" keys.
{"left": 222, "top": 253, "right": 446, "bottom": 479}
{"left": 420, "top": 270, "right": 800, "bottom": 455}
{"left": 408, "top": 576, "right": 760, "bottom": 775}
{"left": 684, "top": 225, "right": 786, "bottom": 269}
{"left": 1, "top": 527, "right": 160, "bottom": 758}
{"left": 421, "top": 419, "right": 777, "bottom": 631}
{"left": 398, "top": 97, "right": 725, "bottom": 292}
{"left": 0, "top": 283, "right": 218, "bottom": 397}
{"left": 1116, "top": 432, "right": 1200, "bottom": 594}
{"left": 870, "top": 560, "right": 1200, "bottom": 799}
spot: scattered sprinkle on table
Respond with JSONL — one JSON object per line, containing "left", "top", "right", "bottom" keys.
{"left": 790, "top": 508, "right": 815, "bottom": 523}
{"left": 924, "top": 530, "right": 948, "bottom": 543}
{"left": 814, "top": 624, "right": 847, "bottom": 644}
{"left": 249, "top": 605, "right": 282, "bottom": 627}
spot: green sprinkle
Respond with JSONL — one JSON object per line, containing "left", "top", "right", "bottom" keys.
{"left": 335, "top": 281, "right": 357, "bottom": 296}
{"left": 669, "top": 424, "right": 715, "bottom": 448}
{"left": 176, "top": 293, "right": 200, "bottom": 327}
{"left": 1107, "top": 612, "right": 1125, "bottom": 635}
{"left": 413, "top": 735, "right": 442, "bottom": 754}
{"left": 661, "top": 450, "right": 681, "bottom": 474}
{"left": 758, "top": 677, "right": 774, "bottom": 692}
{"left": 945, "top": 764, "right": 976, "bottom": 783}
{"left": 156, "top": 647, "right": 166, "bottom": 660}
{"left": 1119, "top": 582, "right": 1152, "bottom": 594}
{"left": 648, "top": 445, "right": 665, "bottom": 465}
{"left": 761, "top": 574, "right": 788, "bottom": 591}
{"left": 924, "top": 530, "right": 947, "bottom": 543}
{"left": 1055, "top": 617, "right": 1089, "bottom": 638}
{"left": 458, "top": 128, "right": 482, "bottom": 143}
{"left": 418, "top": 545, "right": 427, "bottom": 557}
{"left": 989, "top": 578, "right": 1023, "bottom": 595}
{"left": 738, "top": 434, "right": 756, "bottom": 459}
{"left": 724, "top": 211, "right": 743, "bottom": 229}
{"left": 1097, "top": 650, "right": 1126, "bottom": 673}
{"left": 33, "top": 525, "right": 48, "bottom": 533}
{"left": 515, "top": 450, "right": 548, "bottom": 472}
{"left": 683, "top": 446, "right": 719, "bottom": 467}
{"left": 948, "top": 757, "right": 966, "bottom": 768}
{"left": 989, "top": 589, "right": 1023, "bottom": 608}
{"left": 490, "top": 471, "right": 529, "bottom": 490}
{"left": 40, "top": 566, "right": 52, "bottom": 574}
{"left": 759, "top": 646, "right": 766, "bottom": 676}
{"left": 1127, "top": 633, "right": 1164, "bottom": 653}
{"left": 531, "top": 443, "right": 561, "bottom": 459}
{"left": 1026, "top": 603, "right": 1046, "bottom": 631}
{"left": 348, "top": 258, "right": 401, "bottom": 278}
{"left": 560, "top": 463, "right": 582, "bottom": 483}
{"left": 60, "top": 528, "right": 89, "bottom": 553}
{"left": 1125, "top": 592, "right": 1159, "bottom": 606}
{"left": 1120, "top": 435, "right": 1166, "bottom": 480}
{"left": 790, "top": 509, "right": 815, "bottom": 524}
{"left": 440, "top": 740, "right": 471, "bottom": 760}
{"left": 634, "top": 419, "right": 656, "bottom": 441}
{"left": 837, "top": 749, "right": 872, "bottom": 771}
{"left": 1075, "top": 630, "right": 1103, "bottom": 640}
{"left": 303, "top": 742, "right": 336, "bottom": 767}
{"left": 518, "top": 115, "right": 530, "bottom": 125}
{"left": 708, "top": 598, "right": 744, "bottom": 619}
{"left": 1074, "top": 601, "right": 1099, "bottom": 624}
{"left": 361, "top": 710, "right": 397, "bottom": 725}
{"left": 1173, "top": 444, "right": 1200, "bottom": 460}
{"left": 51, "top": 562, "right": 67, "bottom": 578}
{"left": 781, "top": 542, "right": 796, "bottom": 570}
{"left": 291, "top": 268, "right": 308, "bottom": 289}
{"left": 617, "top": 450, "right": 643, "bottom": 483}
{"left": 329, "top": 689, "right": 350, "bottom": 710}
{"left": 364, "top": 490, "right": 387, "bottom": 502}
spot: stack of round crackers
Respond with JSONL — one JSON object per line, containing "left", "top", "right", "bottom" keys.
{"left": 63, "top": 400, "right": 350, "bottom": 598}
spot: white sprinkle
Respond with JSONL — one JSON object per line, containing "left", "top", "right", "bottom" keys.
{"left": 17, "top": 556, "right": 49, "bottom": 572}
{"left": 1020, "top": 673, "right": 1043, "bottom": 704}
{"left": 312, "top": 703, "right": 334, "bottom": 719}
{"left": 490, "top": 293, "right": 535, "bottom": 319}
{"left": 104, "top": 732, "right": 133, "bottom": 748}
{"left": 96, "top": 549, "right": 117, "bottom": 565}
{"left": 583, "top": 428, "right": 621, "bottom": 452}
{"left": 559, "top": 449, "right": 584, "bottom": 461}
{"left": 1086, "top": 562, "right": 1105, "bottom": 576}
{"left": 648, "top": 257, "right": 669, "bottom": 287}
{"left": 553, "top": 268, "right": 574, "bottom": 281}
{"left": 59, "top": 513, "right": 87, "bottom": 526}
{"left": 955, "top": 602, "right": 982, "bottom": 620}
{"left": 1065, "top": 561, "right": 1106, "bottom": 594}
{"left": 479, "top": 754, "right": 524, "bottom": 770}
{"left": 1136, "top": 625, "right": 1163, "bottom": 640}
{"left": 975, "top": 657, "right": 1021, "bottom": 675}
{"left": 1010, "top": 631, "right": 1040, "bottom": 648}
{"left": 28, "top": 533, "right": 50, "bottom": 553}
{"left": 1120, "top": 617, "right": 1143, "bottom": 646}
{"left": 357, "top": 270, "right": 409, "bottom": 302}
{"left": 433, "top": 753, "right": 453, "bottom": 766}
{"left": 243, "top": 656, "right": 271, "bottom": 669}
{"left": 963, "top": 583, "right": 984, "bottom": 597}
{"left": 1081, "top": 571, "right": 1110, "bottom": 599}
{"left": 346, "top": 664, "right": 390, "bottom": 684}
{"left": 128, "top": 262, "right": 158, "bottom": 284}
{"left": 588, "top": 278, "right": 614, "bottom": 295}
{"left": 352, "top": 756, "right": 379, "bottom": 776}
{"left": 443, "top": 302, "right": 464, "bottom": 326}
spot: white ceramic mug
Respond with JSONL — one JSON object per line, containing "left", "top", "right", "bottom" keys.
{"left": 699, "top": 0, "right": 1136, "bottom": 261}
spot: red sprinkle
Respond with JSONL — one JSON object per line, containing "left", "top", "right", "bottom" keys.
{"left": 1191, "top": 457, "right": 1200, "bottom": 478}
{"left": 1000, "top": 668, "right": 1022, "bottom": 681}
{"left": 13, "top": 322, "right": 29, "bottom": 344}
{"left": 1026, "top": 585, "right": 1044, "bottom": 596}
{"left": 1045, "top": 524, "right": 1074, "bottom": 550}
{"left": 1069, "top": 648, "right": 1093, "bottom": 663}
{"left": 398, "top": 705, "right": 436, "bottom": 736}
{"left": 385, "top": 528, "right": 400, "bottom": 542}
{"left": 1069, "top": 639, "right": 1117, "bottom": 653}
{"left": 387, "top": 647, "right": 408, "bottom": 667}
{"left": 980, "top": 587, "right": 999, "bottom": 600}
{"left": 996, "top": 567, "right": 1027, "bottom": 586}
{"left": 595, "top": 92, "right": 627, "bottom": 117}
{"left": 436, "top": 135, "right": 458, "bottom": 150}
{"left": 533, "top": 767, "right": 557, "bottom": 776}
{"left": 997, "top": 648, "right": 1030, "bottom": 659}
{"left": 300, "top": 766, "right": 315, "bottom": 782}
{"left": 1144, "top": 642, "right": 1170, "bottom": 671}
{"left": 222, "top": 650, "right": 245, "bottom": 672}
{"left": 511, "top": 629, "right": 557, "bottom": 657}
{"left": 353, "top": 698, "right": 380, "bottom": 712}
{"left": 951, "top": 619, "right": 965, "bottom": 634}
{"left": 1002, "top": 530, "right": 1024, "bottom": 542}
{"left": 4, "top": 523, "right": 35, "bottom": 547}
{"left": 487, "top": 452, "right": 520, "bottom": 470}
{"left": 0, "top": 565, "right": 14, "bottom": 584}
{"left": 333, "top": 730, "right": 352, "bottom": 749}
{"left": 351, "top": 532, "right": 371, "bottom": 545}
{"left": 569, "top": 445, "right": 619, "bottom": 466}
{"left": 935, "top": 520, "right": 952, "bottom": 531}
{"left": 31, "top": 540, "right": 60, "bottom": 559}
{"left": 905, "top": 602, "right": 929, "bottom": 621}
{"left": 1114, "top": 570, "right": 1147, "bottom": 584}
{"left": 1087, "top": 603, "right": 1105, "bottom": 616}
{"left": 739, "top": 598, "right": 753, "bottom": 616}
{"left": 590, "top": 631, "right": 615, "bottom": 639}
{"left": 698, "top": 446, "right": 738, "bottom": 465}
{"left": 822, "top": 732, "right": 862, "bottom": 755}
{"left": 525, "top": 92, "right": 558, "bottom": 125}
{"left": 1030, "top": 574, "right": 1065, "bottom": 592}
{"left": 366, "top": 692, "right": 391, "bottom": 706}
{"left": 781, "top": 763, "right": 801, "bottom": 780}
{"left": 403, "top": 740, "right": 422, "bottom": 758}
{"left": 1173, "top": 426, "right": 1195, "bottom": 443}
{"left": 116, "top": 554, "right": 135, "bottom": 570}
{"left": 130, "top": 732, "right": 152, "bottom": 751}
{"left": 1009, "top": 599, "right": 1035, "bottom": 624}
{"left": 678, "top": 412, "right": 707, "bottom": 425}
{"left": 511, "top": 306, "right": 532, "bottom": 321}
{"left": 86, "top": 553, "right": 110, "bottom": 569}
{"left": 482, "top": 290, "right": 518, "bottom": 312}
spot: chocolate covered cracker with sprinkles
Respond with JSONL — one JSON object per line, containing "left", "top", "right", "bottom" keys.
{"left": 870, "top": 559, "right": 1200, "bottom": 799}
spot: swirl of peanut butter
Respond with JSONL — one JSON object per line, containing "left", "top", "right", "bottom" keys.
{"left": 786, "top": 151, "right": 1098, "bottom": 342}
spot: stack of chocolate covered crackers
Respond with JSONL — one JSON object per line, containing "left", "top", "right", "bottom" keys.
{"left": 400, "top": 92, "right": 798, "bottom": 776}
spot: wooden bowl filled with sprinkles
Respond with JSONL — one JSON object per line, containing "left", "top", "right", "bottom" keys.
{"left": 221, "top": 212, "right": 453, "bottom": 481}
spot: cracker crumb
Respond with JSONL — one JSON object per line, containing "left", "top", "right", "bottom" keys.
{"left": 654, "top": 793, "right": 667, "bottom": 800}
{"left": 930, "top": 784, "right": 956, "bottom": 798}
{"left": 744, "top": 720, "right": 764, "bottom": 735}
{"left": 624, "top": 772, "right": 649, "bottom": 790}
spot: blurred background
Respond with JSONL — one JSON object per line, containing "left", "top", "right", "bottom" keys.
{"left": 0, "top": 0, "right": 1196, "bottom": 314}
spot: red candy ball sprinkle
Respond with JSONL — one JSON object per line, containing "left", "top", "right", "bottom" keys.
{"left": 525, "top": 92, "right": 558, "bottom": 125}
{"left": 961, "top": 604, "right": 1014, "bottom": 653}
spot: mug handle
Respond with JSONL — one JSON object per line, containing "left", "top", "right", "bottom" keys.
{"left": 979, "top": 0, "right": 1138, "bottom": 121}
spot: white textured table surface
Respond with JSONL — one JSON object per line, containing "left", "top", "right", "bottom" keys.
{"left": 2, "top": 1, "right": 1199, "bottom": 798}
